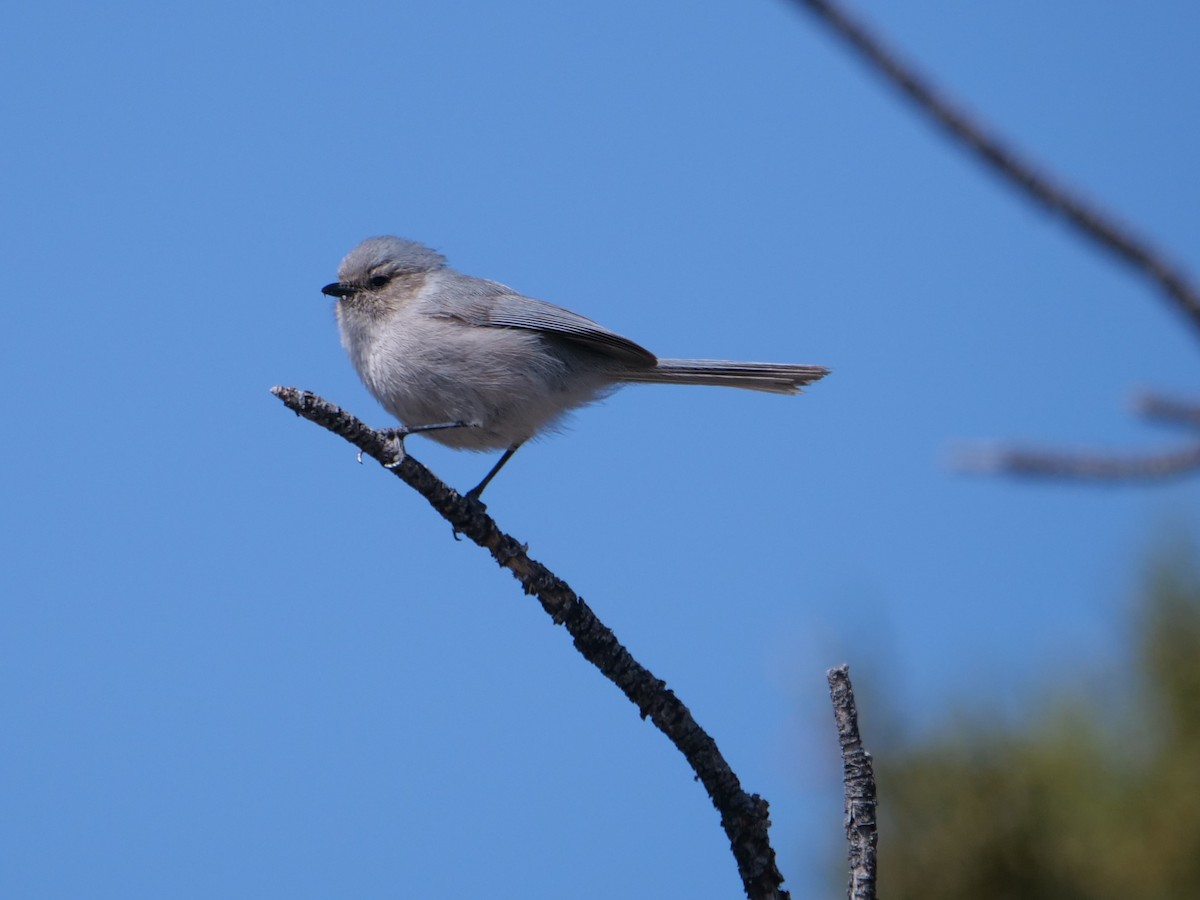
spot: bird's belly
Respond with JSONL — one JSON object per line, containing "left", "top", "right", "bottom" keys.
{"left": 359, "top": 324, "right": 613, "bottom": 450}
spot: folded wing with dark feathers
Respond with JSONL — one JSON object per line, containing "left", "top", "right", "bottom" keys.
{"left": 429, "top": 277, "right": 828, "bottom": 393}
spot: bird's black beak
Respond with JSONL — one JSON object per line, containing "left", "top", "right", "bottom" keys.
{"left": 321, "top": 282, "right": 355, "bottom": 298}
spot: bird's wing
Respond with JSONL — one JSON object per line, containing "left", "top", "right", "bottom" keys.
{"left": 431, "top": 279, "right": 658, "bottom": 367}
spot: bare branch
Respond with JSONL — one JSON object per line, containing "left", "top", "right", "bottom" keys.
{"left": 271, "top": 386, "right": 790, "bottom": 900}
{"left": 827, "top": 664, "right": 877, "bottom": 900}
{"left": 790, "top": 0, "right": 1200, "bottom": 339}
{"left": 955, "top": 441, "right": 1200, "bottom": 481}
{"left": 1134, "top": 392, "right": 1200, "bottom": 431}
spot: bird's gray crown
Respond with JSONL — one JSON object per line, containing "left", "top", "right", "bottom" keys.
{"left": 336, "top": 236, "right": 448, "bottom": 284}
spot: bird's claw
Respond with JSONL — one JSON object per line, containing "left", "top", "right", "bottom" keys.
{"left": 379, "top": 428, "right": 409, "bottom": 468}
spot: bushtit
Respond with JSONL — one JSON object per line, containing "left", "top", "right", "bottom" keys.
{"left": 323, "top": 236, "right": 828, "bottom": 499}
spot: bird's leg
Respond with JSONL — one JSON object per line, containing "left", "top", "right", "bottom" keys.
{"left": 378, "top": 421, "right": 472, "bottom": 468}
{"left": 465, "top": 444, "right": 523, "bottom": 502}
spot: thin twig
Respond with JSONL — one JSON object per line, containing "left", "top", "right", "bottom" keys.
{"left": 827, "top": 664, "right": 877, "bottom": 900}
{"left": 956, "top": 441, "right": 1200, "bottom": 482}
{"left": 1134, "top": 392, "right": 1200, "bottom": 431}
{"left": 271, "top": 387, "right": 790, "bottom": 900}
{"left": 791, "top": 0, "right": 1200, "bottom": 338}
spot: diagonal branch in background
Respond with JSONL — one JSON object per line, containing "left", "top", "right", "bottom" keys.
{"left": 827, "top": 664, "right": 877, "bottom": 900}
{"left": 792, "top": 0, "right": 1200, "bottom": 480}
{"left": 271, "top": 386, "right": 791, "bottom": 900}
{"left": 790, "top": 0, "right": 1200, "bottom": 338}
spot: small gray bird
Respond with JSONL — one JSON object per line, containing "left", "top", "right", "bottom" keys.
{"left": 323, "top": 236, "right": 828, "bottom": 500}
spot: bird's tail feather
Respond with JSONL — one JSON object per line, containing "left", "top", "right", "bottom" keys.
{"left": 620, "top": 359, "right": 829, "bottom": 395}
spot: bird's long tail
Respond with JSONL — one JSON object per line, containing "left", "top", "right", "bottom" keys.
{"left": 619, "top": 359, "right": 830, "bottom": 395}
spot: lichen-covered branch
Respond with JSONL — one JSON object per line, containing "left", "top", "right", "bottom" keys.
{"left": 827, "top": 664, "right": 877, "bottom": 900}
{"left": 271, "top": 386, "right": 790, "bottom": 900}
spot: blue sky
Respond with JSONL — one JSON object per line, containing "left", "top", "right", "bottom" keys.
{"left": 3, "top": 1, "right": 1198, "bottom": 897}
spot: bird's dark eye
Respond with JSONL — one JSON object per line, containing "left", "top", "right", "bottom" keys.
{"left": 368, "top": 274, "right": 391, "bottom": 288}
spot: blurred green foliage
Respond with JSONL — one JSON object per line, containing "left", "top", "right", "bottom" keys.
{"left": 864, "top": 551, "right": 1200, "bottom": 899}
